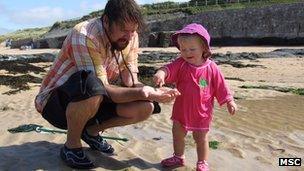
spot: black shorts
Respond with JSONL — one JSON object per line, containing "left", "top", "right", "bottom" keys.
{"left": 42, "top": 70, "right": 160, "bottom": 130}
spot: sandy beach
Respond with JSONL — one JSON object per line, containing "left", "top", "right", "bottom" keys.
{"left": 0, "top": 46, "right": 303, "bottom": 171}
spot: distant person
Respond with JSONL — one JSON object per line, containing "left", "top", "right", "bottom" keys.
{"left": 29, "top": 40, "right": 34, "bottom": 49}
{"left": 153, "top": 23, "right": 237, "bottom": 171}
{"left": 35, "top": 0, "right": 180, "bottom": 169}
{"left": 5, "top": 38, "right": 12, "bottom": 47}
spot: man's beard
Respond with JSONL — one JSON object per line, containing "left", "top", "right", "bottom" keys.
{"left": 111, "top": 38, "right": 129, "bottom": 51}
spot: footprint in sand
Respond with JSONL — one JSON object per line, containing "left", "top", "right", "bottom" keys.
{"left": 244, "top": 143, "right": 263, "bottom": 153}
{"left": 255, "top": 156, "right": 272, "bottom": 165}
{"left": 227, "top": 147, "right": 246, "bottom": 158}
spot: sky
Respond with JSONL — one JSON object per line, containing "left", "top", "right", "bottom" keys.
{"left": 0, "top": 0, "right": 189, "bottom": 35}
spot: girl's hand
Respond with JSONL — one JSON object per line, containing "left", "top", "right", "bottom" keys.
{"left": 227, "top": 100, "right": 237, "bottom": 115}
{"left": 153, "top": 70, "right": 166, "bottom": 87}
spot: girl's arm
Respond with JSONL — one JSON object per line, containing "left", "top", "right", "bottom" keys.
{"left": 211, "top": 62, "right": 233, "bottom": 106}
{"left": 211, "top": 62, "right": 237, "bottom": 114}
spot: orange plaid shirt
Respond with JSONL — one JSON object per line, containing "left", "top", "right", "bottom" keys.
{"left": 35, "top": 18, "right": 139, "bottom": 113}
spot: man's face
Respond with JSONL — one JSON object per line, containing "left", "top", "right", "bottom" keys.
{"left": 108, "top": 20, "right": 138, "bottom": 51}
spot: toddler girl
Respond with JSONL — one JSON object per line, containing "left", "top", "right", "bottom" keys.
{"left": 153, "top": 23, "right": 237, "bottom": 171}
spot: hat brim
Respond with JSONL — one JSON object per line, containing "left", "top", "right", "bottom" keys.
{"left": 171, "top": 32, "right": 210, "bottom": 50}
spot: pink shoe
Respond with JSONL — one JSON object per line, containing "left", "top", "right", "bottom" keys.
{"left": 161, "top": 155, "right": 185, "bottom": 167}
{"left": 197, "top": 160, "right": 209, "bottom": 171}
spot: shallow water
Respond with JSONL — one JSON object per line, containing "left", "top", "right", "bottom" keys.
{"left": 212, "top": 95, "right": 304, "bottom": 168}
{"left": 214, "top": 95, "right": 304, "bottom": 132}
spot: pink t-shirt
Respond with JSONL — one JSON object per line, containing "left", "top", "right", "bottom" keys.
{"left": 165, "top": 57, "right": 233, "bottom": 131}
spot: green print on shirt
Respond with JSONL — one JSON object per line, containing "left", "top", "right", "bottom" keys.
{"left": 199, "top": 78, "right": 208, "bottom": 88}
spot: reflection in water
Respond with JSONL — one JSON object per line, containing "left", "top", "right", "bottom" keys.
{"left": 215, "top": 95, "right": 304, "bottom": 132}
{"left": 212, "top": 95, "right": 304, "bottom": 165}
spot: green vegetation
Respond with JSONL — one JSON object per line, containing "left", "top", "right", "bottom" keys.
{"left": 141, "top": 0, "right": 303, "bottom": 15}
{"left": 209, "top": 140, "right": 220, "bottom": 149}
{"left": 240, "top": 85, "right": 304, "bottom": 95}
{"left": 49, "top": 10, "right": 103, "bottom": 31}
{"left": 1, "top": 0, "right": 302, "bottom": 43}
{"left": 0, "top": 27, "right": 50, "bottom": 42}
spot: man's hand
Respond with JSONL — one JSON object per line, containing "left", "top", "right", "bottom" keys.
{"left": 141, "top": 86, "right": 180, "bottom": 103}
{"left": 227, "top": 100, "right": 237, "bottom": 115}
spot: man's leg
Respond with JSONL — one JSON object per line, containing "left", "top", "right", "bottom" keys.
{"left": 58, "top": 95, "right": 104, "bottom": 169}
{"left": 85, "top": 101, "right": 154, "bottom": 135}
{"left": 65, "top": 95, "right": 103, "bottom": 148}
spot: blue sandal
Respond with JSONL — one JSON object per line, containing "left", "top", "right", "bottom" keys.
{"left": 60, "top": 145, "right": 94, "bottom": 169}
{"left": 81, "top": 130, "right": 115, "bottom": 154}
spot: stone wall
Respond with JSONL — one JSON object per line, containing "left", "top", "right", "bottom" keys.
{"left": 141, "top": 2, "right": 304, "bottom": 47}
{"left": 12, "top": 2, "right": 304, "bottom": 49}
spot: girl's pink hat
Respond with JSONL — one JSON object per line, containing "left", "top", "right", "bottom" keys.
{"left": 171, "top": 23, "right": 211, "bottom": 50}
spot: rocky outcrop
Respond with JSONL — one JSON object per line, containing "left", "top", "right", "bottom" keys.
{"left": 0, "top": 53, "right": 57, "bottom": 62}
{"left": 147, "top": 31, "right": 175, "bottom": 47}
{"left": 138, "top": 48, "right": 304, "bottom": 64}
{"left": 34, "top": 35, "right": 66, "bottom": 49}
{"left": 0, "top": 52, "right": 58, "bottom": 95}
{"left": 34, "top": 28, "right": 71, "bottom": 48}
{"left": 0, "top": 49, "right": 303, "bottom": 94}
{"left": 11, "top": 38, "right": 33, "bottom": 49}
{"left": 138, "top": 48, "right": 304, "bottom": 85}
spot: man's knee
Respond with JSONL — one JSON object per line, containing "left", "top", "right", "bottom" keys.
{"left": 67, "top": 95, "right": 104, "bottom": 116}
{"left": 116, "top": 101, "right": 154, "bottom": 121}
{"left": 138, "top": 101, "right": 154, "bottom": 121}
{"left": 83, "top": 95, "right": 104, "bottom": 114}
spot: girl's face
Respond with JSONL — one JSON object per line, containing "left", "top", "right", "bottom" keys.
{"left": 178, "top": 36, "right": 209, "bottom": 66}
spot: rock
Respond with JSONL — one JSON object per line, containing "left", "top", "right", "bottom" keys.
{"left": 34, "top": 36, "right": 67, "bottom": 49}
{"left": 147, "top": 31, "right": 175, "bottom": 47}
{"left": 148, "top": 33, "right": 158, "bottom": 47}
{"left": 11, "top": 38, "right": 33, "bottom": 49}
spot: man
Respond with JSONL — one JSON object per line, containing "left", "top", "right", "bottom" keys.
{"left": 35, "top": 0, "right": 180, "bottom": 169}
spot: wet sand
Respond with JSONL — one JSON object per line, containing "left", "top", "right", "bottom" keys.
{"left": 0, "top": 46, "right": 303, "bottom": 170}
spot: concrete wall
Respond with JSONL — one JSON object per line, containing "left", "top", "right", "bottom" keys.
{"left": 14, "top": 2, "right": 303, "bottom": 49}
{"left": 141, "top": 2, "right": 304, "bottom": 46}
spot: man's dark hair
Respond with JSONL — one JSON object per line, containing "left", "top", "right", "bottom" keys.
{"left": 102, "top": 0, "right": 145, "bottom": 31}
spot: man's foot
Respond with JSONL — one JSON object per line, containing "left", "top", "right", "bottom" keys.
{"left": 81, "top": 130, "right": 115, "bottom": 154}
{"left": 60, "top": 145, "right": 94, "bottom": 169}
{"left": 161, "top": 155, "right": 185, "bottom": 167}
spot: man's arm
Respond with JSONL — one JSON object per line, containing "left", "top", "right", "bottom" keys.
{"left": 120, "top": 69, "right": 143, "bottom": 87}
{"left": 104, "top": 84, "right": 180, "bottom": 103}
{"left": 104, "top": 84, "right": 144, "bottom": 103}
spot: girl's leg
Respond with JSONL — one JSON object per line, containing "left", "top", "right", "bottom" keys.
{"left": 193, "top": 130, "right": 209, "bottom": 161}
{"left": 161, "top": 121, "right": 187, "bottom": 167}
{"left": 172, "top": 121, "right": 187, "bottom": 156}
